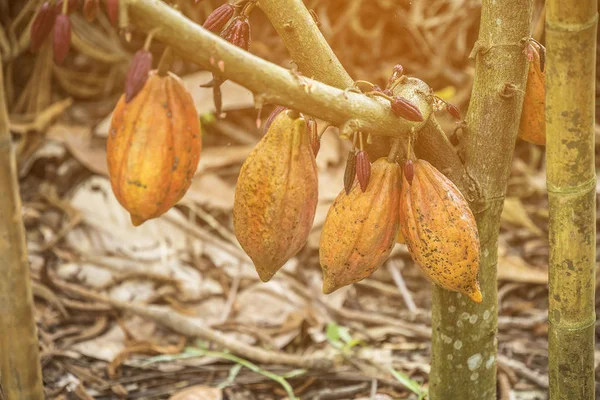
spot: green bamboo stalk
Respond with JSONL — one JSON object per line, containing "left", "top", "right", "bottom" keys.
{"left": 429, "top": 1, "right": 533, "bottom": 398}
{"left": 0, "top": 64, "right": 44, "bottom": 398}
{"left": 546, "top": 1, "right": 597, "bottom": 398}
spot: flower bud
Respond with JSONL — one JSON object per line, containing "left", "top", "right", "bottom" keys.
{"left": 103, "top": 0, "right": 119, "bottom": 26}
{"left": 203, "top": 3, "right": 235, "bottom": 33}
{"left": 391, "top": 97, "right": 424, "bottom": 122}
{"left": 221, "top": 17, "right": 251, "bottom": 51}
{"left": 53, "top": 14, "right": 72, "bottom": 65}
{"left": 355, "top": 151, "right": 371, "bottom": 192}
{"left": 125, "top": 50, "right": 153, "bottom": 103}
{"left": 31, "top": 2, "right": 57, "bottom": 51}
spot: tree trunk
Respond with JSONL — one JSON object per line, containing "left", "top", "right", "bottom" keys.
{"left": 546, "top": 1, "right": 597, "bottom": 398}
{"left": 0, "top": 63, "right": 44, "bottom": 399}
{"left": 429, "top": 1, "right": 533, "bottom": 398}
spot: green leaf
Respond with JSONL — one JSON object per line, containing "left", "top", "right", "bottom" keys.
{"left": 388, "top": 366, "right": 426, "bottom": 397}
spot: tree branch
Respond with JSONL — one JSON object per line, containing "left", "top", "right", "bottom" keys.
{"left": 258, "top": 0, "right": 353, "bottom": 89}
{"left": 128, "top": 0, "right": 428, "bottom": 138}
{"left": 0, "top": 62, "right": 44, "bottom": 400}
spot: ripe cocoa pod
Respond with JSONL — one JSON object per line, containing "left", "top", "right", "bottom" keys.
{"left": 263, "top": 106, "right": 285, "bottom": 134}
{"left": 53, "top": 14, "right": 71, "bottom": 65}
{"left": 518, "top": 42, "right": 545, "bottom": 146}
{"left": 107, "top": 71, "right": 202, "bottom": 226}
{"left": 203, "top": 3, "right": 235, "bottom": 33}
{"left": 399, "top": 159, "right": 482, "bottom": 302}
{"left": 320, "top": 158, "right": 401, "bottom": 294}
{"left": 31, "top": 2, "right": 57, "bottom": 51}
{"left": 233, "top": 111, "right": 318, "bottom": 282}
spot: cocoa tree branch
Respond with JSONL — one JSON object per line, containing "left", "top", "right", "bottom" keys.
{"left": 258, "top": 0, "right": 354, "bottom": 88}
{"left": 259, "top": 0, "right": 468, "bottom": 190}
{"left": 128, "top": 0, "right": 428, "bottom": 137}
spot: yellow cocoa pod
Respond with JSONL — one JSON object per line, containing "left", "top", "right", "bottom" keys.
{"left": 107, "top": 71, "right": 202, "bottom": 226}
{"left": 320, "top": 158, "right": 401, "bottom": 294}
{"left": 233, "top": 110, "right": 318, "bottom": 282}
{"left": 399, "top": 159, "right": 482, "bottom": 303}
{"left": 396, "top": 229, "right": 405, "bottom": 244}
{"left": 518, "top": 42, "right": 545, "bottom": 146}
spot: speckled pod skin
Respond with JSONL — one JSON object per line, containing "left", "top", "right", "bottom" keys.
{"left": 233, "top": 111, "right": 318, "bottom": 282}
{"left": 107, "top": 71, "right": 202, "bottom": 226}
{"left": 518, "top": 42, "right": 545, "bottom": 146}
{"left": 399, "top": 160, "right": 482, "bottom": 303}
{"left": 320, "top": 158, "right": 400, "bottom": 294}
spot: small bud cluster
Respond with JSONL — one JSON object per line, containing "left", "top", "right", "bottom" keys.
{"left": 31, "top": 0, "right": 119, "bottom": 65}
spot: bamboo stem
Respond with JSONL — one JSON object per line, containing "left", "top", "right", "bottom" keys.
{"left": 0, "top": 64, "right": 44, "bottom": 399}
{"left": 546, "top": 1, "right": 597, "bottom": 398}
{"left": 429, "top": 1, "right": 533, "bottom": 398}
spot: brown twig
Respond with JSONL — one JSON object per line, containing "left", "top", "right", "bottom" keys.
{"left": 51, "top": 276, "right": 336, "bottom": 370}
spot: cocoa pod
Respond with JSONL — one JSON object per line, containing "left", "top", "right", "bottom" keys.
{"left": 221, "top": 17, "right": 251, "bottom": 51}
{"left": 518, "top": 42, "right": 545, "bottom": 146}
{"left": 391, "top": 97, "right": 424, "bottom": 122}
{"left": 125, "top": 50, "right": 153, "bottom": 103}
{"left": 399, "top": 159, "right": 482, "bottom": 302}
{"left": 107, "top": 71, "right": 202, "bottom": 226}
{"left": 53, "top": 14, "right": 71, "bottom": 65}
{"left": 31, "top": 2, "right": 57, "bottom": 51}
{"left": 355, "top": 151, "right": 370, "bottom": 192}
{"left": 203, "top": 3, "right": 235, "bottom": 33}
{"left": 233, "top": 111, "right": 318, "bottom": 282}
{"left": 263, "top": 106, "right": 286, "bottom": 134}
{"left": 320, "top": 158, "right": 401, "bottom": 294}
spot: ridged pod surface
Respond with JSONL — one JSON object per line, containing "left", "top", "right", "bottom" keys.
{"left": 233, "top": 111, "right": 318, "bottom": 282}
{"left": 399, "top": 159, "right": 482, "bottom": 302}
{"left": 320, "top": 158, "right": 400, "bottom": 294}
{"left": 518, "top": 42, "right": 545, "bottom": 145}
{"left": 107, "top": 71, "right": 202, "bottom": 226}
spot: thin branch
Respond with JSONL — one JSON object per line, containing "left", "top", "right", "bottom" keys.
{"left": 258, "top": 0, "right": 353, "bottom": 89}
{"left": 51, "top": 276, "right": 335, "bottom": 370}
{"left": 127, "top": 0, "right": 427, "bottom": 138}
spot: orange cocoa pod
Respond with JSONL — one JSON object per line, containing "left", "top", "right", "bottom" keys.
{"left": 233, "top": 111, "right": 318, "bottom": 282}
{"left": 518, "top": 42, "right": 545, "bottom": 146}
{"left": 320, "top": 158, "right": 400, "bottom": 294}
{"left": 107, "top": 71, "right": 202, "bottom": 226}
{"left": 399, "top": 159, "right": 482, "bottom": 303}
